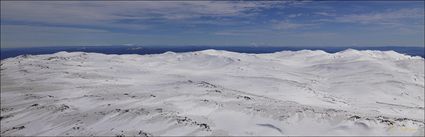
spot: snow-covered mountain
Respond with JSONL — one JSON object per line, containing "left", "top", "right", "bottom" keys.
{"left": 1, "top": 49, "right": 424, "bottom": 136}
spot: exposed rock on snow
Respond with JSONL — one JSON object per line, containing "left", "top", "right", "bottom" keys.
{"left": 1, "top": 49, "right": 424, "bottom": 136}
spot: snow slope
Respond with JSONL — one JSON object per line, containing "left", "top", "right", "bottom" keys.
{"left": 1, "top": 49, "right": 424, "bottom": 136}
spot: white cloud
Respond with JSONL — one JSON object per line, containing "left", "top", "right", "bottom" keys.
{"left": 1, "top": 25, "right": 109, "bottom": 34}
{"left": 214, "top": 29, "right": 271, "bottom": 36}
{"left": 332, "top": 8, "right": 424, "bottom": 24}
{"left": 288, "top": 13, "right": 303, "bottom": 18}
{"left": 296, "top": 32, "right": 338, "bottom": 38}
{"left": 214, "top": 31, "right": 250, "bottom": 36}
{"left": 0, "top": 25, "right": 142, "bottom": 48}
{"left": 0, "top": 1, "right": 290, "bottom": 29}
{"left": 272, "top": 20, "right": 316, "bottom": 30}
{"left": 314, "top": 12, "right": 335, "bottom": 16}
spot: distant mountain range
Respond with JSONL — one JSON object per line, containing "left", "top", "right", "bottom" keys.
{"left": 1, "top": 46, "right": 424, "bottom": 60}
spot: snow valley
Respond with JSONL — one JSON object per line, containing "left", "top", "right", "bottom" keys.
{"left": 1, "top": 49, "right": 424, "bottom": 136}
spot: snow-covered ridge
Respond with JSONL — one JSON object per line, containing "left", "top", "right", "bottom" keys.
{"left": 3, "top": 49, "right": 422, "bottom": 62}
{"left": 1, "top": 49, "right": 424, "bottom": 136}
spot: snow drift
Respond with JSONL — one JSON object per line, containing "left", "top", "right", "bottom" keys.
{"left": 1, "top": 49, "right": 424, "bottom": 136}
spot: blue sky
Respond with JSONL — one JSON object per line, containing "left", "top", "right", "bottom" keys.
{"left": 1, "top": 1, "right": 424, "bottom": 48}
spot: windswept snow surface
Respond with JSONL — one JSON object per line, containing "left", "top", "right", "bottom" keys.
{"left": 1, "top": 49, "right": 424, "bottom": 136}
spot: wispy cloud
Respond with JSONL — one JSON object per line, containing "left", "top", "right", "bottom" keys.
{"left": 1, "top": 1, "right": 423, "bottom": 48}
{"left": 0, "top": 1, "right": 290, "bottom": 29}
{"left": 272, "top": 20, "right": 317, "bottom": 30}
{"left": 314, "top": 12, "right": 335, "bottom": 17}
{"left": 327, "top": 8, "right": 424, "bottom": 25}
{"left": 288, "top": 13, "right": 303, "bottom": 18}
{"left": 213, "top": 29, "right": 271, "bottom": 36}
{"left": 1, "top": 24, "right": 142, "bottom": 47}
